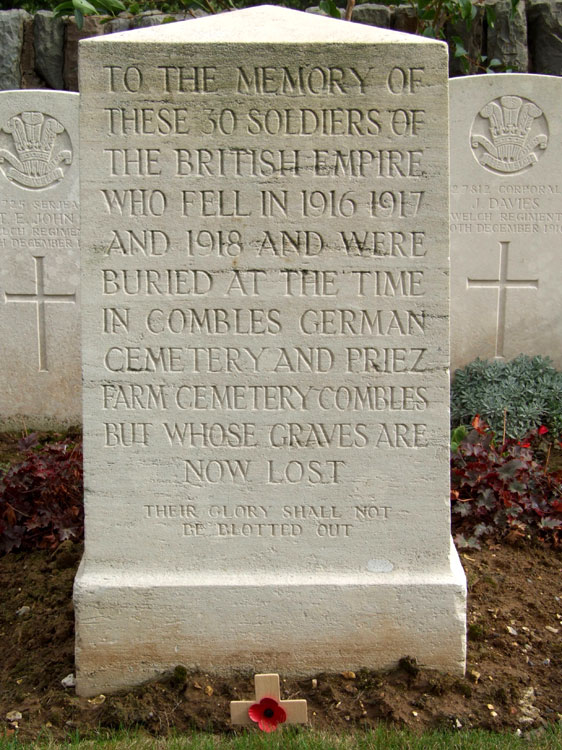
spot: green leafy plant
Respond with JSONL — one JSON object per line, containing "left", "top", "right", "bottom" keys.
{"left": 313, "top": 0, "right": 516, "bottom": 71}
{"left": 408, "top": 0, "right": 517, "bottom": 72}
{"left": 451, "top": 416, "right": 562, "bottom": 549}
{"left": 190, "top": 0, "right": 237, "bottom": 14}
{"left": 0, "top": 433, "right": 83, "bottom": 555}
{"left": 53, "top": 0, "right": 125, "bottom": 30}
{"left": 451, "top": 424, "right": 469, "bottom": 452}
{"left": 451, "top": 355, "right": 562, "bottom": 441}
{"left": 319, "top": 0, "right": 341, "bottom": 17}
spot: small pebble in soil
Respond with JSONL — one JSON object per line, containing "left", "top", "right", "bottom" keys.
{"left": 61, "top": 674, "right": 76, "bottom": 688}
{"left": 16, "top": 606, "right": 30, "bottom": 617}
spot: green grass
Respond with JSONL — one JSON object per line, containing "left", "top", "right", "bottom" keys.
{"left": 2, "top": 726, "right": 561, "bottom": 750}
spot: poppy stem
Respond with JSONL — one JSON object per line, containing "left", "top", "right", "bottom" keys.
{"left": 544, "top": 442, "right": 552, "bottom": 475}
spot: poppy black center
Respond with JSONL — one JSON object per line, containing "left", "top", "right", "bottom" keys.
{"left": 264, "top": 708, "right": 275, "bottom": 718}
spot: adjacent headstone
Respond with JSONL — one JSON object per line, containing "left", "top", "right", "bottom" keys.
{"left": 450, "top": 74, "right": 562, "bottom": 371}
{"left": 0, "top": 90, "right": 81, "bottom": 429}
{"left": 75, "top": 5, "right": 466, "bottom": 697}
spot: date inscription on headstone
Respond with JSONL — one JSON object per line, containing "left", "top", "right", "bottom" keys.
{"left": 0, "top": 91, "right": 80, "bottom": 429}
{"left": 450, "top": 74, "right": 562, "bottom": 369}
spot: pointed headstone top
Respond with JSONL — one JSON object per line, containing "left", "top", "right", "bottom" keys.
{"left": 81, "top": 4, "right": 439, "bottom": 45}
{"left": 76, "top": 0, "right": 464, "bottom": 697}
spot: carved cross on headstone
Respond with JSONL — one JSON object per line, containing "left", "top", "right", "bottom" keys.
{"left": 4, "top": 255, "right": 76, "bottom": 372}
{"left": 230, "top": 673, "right": 307, "bottom": 730}
{"left": 467, "top": 240, "right": 539, "bottom": 359}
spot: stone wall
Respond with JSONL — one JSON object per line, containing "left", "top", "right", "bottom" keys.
{"left": 0, "top": 1, "right": 560, "bottom": 90}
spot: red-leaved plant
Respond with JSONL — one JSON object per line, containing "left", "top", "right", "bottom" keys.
{"left": 451, "top": 416, "right": 562, "bottom": 549}
{"left": 0, "top": 433, "right": 83, "bottom": 555}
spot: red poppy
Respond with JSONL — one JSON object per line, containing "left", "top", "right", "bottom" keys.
{"left": 538, "top": 426, "right": 549, "bottom": 435}
{"left": 248, "top": 697, "right": 287, "bottom": 732}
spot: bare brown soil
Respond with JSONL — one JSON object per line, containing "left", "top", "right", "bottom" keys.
{"left": 0, "top": 434, "right": 561, "bottom": 741}
{"left": 0, "top": 433, "right": 26, "bottom": 469}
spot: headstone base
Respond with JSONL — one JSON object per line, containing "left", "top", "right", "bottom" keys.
{"left": 74, "top": 540, "right": 466, "bottom": 696}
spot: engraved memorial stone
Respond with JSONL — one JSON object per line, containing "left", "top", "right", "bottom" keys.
{"left": 450, "top": 75, "right": 562, "bottom": 370}
{"left": 75, "top": 5, "right": 466, "bottom": 696}
{"left": 0, "top": 90, "right": 80, "bottom": 429}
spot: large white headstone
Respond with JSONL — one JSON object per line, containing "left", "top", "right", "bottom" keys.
{"left": 0, "top": 90, "right": 80, "bottom": 429}
{"left": 75, "top": 5, "right": 466, "bottom": 696}
{"left": 450, "top": 74, "right": 562, "bottom": 370}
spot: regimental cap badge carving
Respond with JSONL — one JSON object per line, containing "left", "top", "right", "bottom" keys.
{"left": 470, "top": 95, "right": 548, "bottom": 175}
{"left": 0, "top": 111, "right": 72, "bottom": 189}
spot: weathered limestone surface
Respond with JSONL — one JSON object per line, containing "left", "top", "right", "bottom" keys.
{"left": 0, "top": 90, "right": 81, "bottom": 429}
{"left": 3, "top": 4, "right": 562, "bottom": 87}
{"left": 528, "top": 0, "right": 562, "bottom": 74}
{"left": 103, "top": 17, "right": 132, "bottom": 33}
{"left": 450, "top": 74, "right": 562, "bottom": 370}
{"left": 20, "top": 14, "right": 42, "bottom": 89}
{"left": 446, "top": 8, "right": 484, "bottom": 76}
{"left": 75, "top": 5, "right": 466, "bottom": 697}
{"left": 0, "top": 10, "right": 29, "bottom": 90}
{"left": 352, "top": 3, "right": 392, "bottom": 27}
{"left": 486, "top": 0, "right": 528, "bottom": 72}
{"left": 130, "top": 10, "right": 191, "bottom": 28}
{"left": 392, "top": 4, "right": 418, "bottom": 33}
{"left": 34, "top": 11, "right": 65, "bottom": 90}
{"left": 64, "top": 16, "right": 105, "bottom": 91}
{"left": 306, "top": 5, "right": 345, "bottom": 17}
